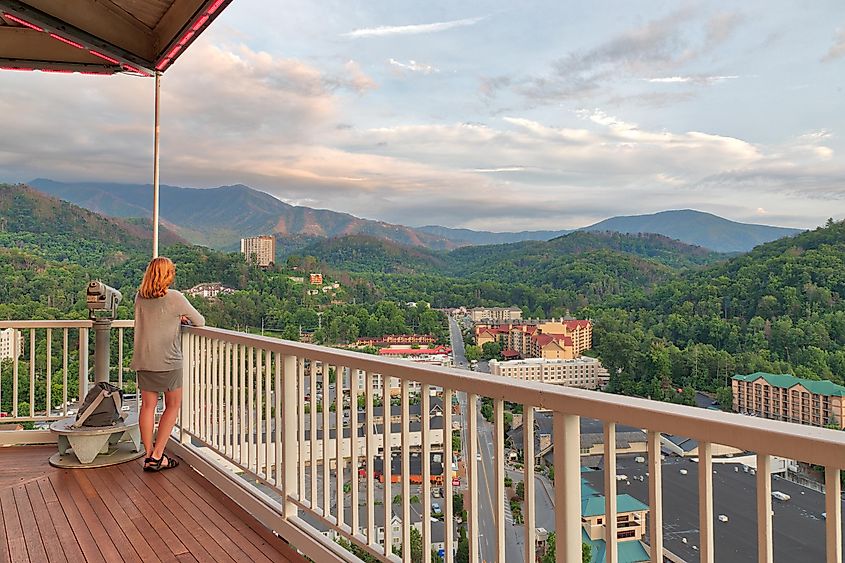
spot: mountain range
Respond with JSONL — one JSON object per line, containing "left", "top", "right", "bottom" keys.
{"left": 27, "top": 179, "right": 803, "bottom": 253}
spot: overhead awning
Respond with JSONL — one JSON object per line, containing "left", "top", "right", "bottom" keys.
{"left": 0, "top": 0, "right": 232, "bottom": 76}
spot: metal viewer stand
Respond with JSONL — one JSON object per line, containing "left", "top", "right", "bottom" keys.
{"left": 49, "top": 282, "right": 143, "bottom": 468}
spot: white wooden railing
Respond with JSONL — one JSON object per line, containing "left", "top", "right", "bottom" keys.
{"left": 178, "top": 326, "right": 845, "bottom": 563}
{"left": 0, "top": 320, "right": 842, "bottom": 562}
{"left": 0, "top": 320, "right": 135, "bottom": 430}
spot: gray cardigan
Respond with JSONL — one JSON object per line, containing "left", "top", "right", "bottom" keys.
{"left": 130, "top": 289, "right": 205, "bottom": 372}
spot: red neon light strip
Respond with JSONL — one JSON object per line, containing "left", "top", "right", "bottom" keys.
{"left": 89, "top": 50, "right": 120, "bottom": 64}
{"left": 191, "top": 14, "right": 209, "bottom": 31}
{"left": 122, "top": 64, "right": 150, "bottom": 76}
{"left": 155, "top": 58, "right": 171, "bottom": 71}
{"left": 207, "top": 0, "right": 225, "bottom": 15}
{"left": 0, "top": 66, "right": 35, "bottom": 71}
{"left": 49, "top": 33, "right": 84, "bottom": 49}
{"left": 2, "top": 12, "right": 43, "bottom": 32}
{"left": 178, "top": 31, "right": 195, "bottom": 46}
{"left": 42, "top": 68, "right": 74, "bottom": 73}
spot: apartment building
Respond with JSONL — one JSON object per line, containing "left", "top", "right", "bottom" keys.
{"left": 732, "top": 372, "right": 845, "bottom": 429}
{"left": 489, "top": 356, "right": 609, "bottom": 389}
{"left": 467, "top": 306, "right": 523, "bottom": 322}
{"left": 356, "top": 334, "right": 436, "bottom": 347}
{"left": 0, "top": 328, "right": 22, "bottom": 361}
{"left": 476, "top": 318, "right": 593, "bottom": 358}
{"left": 184, "top": 282, "right": 235, "bottom": 299}
{"left": 240, "top": 235, "right": 276, "bottom": 267}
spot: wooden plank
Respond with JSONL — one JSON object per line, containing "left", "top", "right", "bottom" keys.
{"left": 36, "top": 478, "right": 85, "bottom": 563}
{"left": 91, "top": 468, "right": 177, "bottom": 563}
{"left": 114, "top": 463, "right": 236, "bottom": 563}
{"left": 74, "top": 470, "right": 159, "bottom": 563}
{"left": 0, "top": 488, "right": 24, "bottom": 563}
{"left": 24, "top": 481, "right": 65, "bottom": 563}
{"left": 167, "top": 464, "right": 297, "bottom": 561}
{"left": 69, "top": 470, "right": 142, "bottom": 563}
{"left": 144, "top": 465, "right": 262, "bottom": 562}
{"left": 51, "top": 470, "right": 123, "bottom": 563}
{"left": 41, "top": 476, "right": 104, "bottom": 563}
{"left": 106, "top": 466, "right": 192, "bottom": 558}
{"left": 12, "top": 485, "right": 49, "bottom": 563}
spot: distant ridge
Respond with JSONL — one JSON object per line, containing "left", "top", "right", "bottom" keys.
{"left": 27, "top": 179, "right": 803, "bottom": 253}
{"left": 581, "top": 209, "right": 803, "bottom": 253}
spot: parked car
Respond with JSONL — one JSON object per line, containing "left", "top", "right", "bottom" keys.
{"left": 431, "top": 502, "right": 441, "bottom": 514}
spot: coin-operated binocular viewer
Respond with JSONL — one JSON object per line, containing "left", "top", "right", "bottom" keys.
{"left": 86, "top": 281, "right": 122, "bottom": 384}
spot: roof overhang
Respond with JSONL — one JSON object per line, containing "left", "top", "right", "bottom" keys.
{"left": 0, "top": 0, "right": 232, "bottom": 76}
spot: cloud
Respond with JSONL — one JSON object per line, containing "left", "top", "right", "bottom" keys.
{"left": 515, "top": 9, "right": 744, "bottom": 104}
{"left": 342, "top": 16, "right": 487, "bottom": 38}
{"left": 388, "top": 58, "right": 439, "bottom": 75}
{"left": 645, "top": 75, "right": 739, "bottom": 85}
{"left": 822, "top": 28, "right": 845, "bottom": 62}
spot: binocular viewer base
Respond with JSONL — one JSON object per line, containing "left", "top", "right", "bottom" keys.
{"left": 49, "top": 414, "right": 144, "bottom": 469}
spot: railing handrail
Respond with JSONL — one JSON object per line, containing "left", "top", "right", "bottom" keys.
{"left": 0, "top": 319, "right": 135, "bottom": 329}
{"left": 184, "top": 325, "right": 845, "bottom": 468}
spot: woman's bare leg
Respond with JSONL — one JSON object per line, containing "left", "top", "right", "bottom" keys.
{"left": 151, "top": 388, "right": 183, "bottom": 464}
{"left": 140, "top": 390, "right": 159, "bottom": 460}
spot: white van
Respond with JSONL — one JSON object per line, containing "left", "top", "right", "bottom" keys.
{"left": 772, "top": 491, "right": 791, "bottom": 501}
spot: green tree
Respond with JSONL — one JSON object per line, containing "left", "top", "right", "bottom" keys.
{"left": 456, "top": 526, "right": 469, "bottom": 563}
{"left": 464, "top": 345, "right": 482, "bottom": 362}
{"left": 542, "top": 533, "right": 592, "bottom": 563}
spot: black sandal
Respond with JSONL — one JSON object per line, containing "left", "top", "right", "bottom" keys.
{"left": 142, "top": 457, "right": 155, "bottom": 471}
{"left": 146, "top": 453, "right": 179, "bottom": 472}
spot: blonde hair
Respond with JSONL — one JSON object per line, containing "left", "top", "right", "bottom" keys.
{"left": 139, "top": 257, "right": 175, "bottom": 299}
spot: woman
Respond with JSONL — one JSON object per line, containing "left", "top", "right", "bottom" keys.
{"left": 131, "top": 256, "right": 205, "bottom": 471}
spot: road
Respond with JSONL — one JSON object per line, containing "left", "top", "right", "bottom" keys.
{"left": 448, "top": 316, "right": 525, "bottom": 562}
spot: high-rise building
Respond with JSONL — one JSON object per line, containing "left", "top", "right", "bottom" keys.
{"left": 240, "top": 235, "right": 276, "bottom": 267}
{"left": 0, "top": 328, "right": 22, "bottom": 361}
{"left": 489, "top": 356, "right": 609, "bottom": 389}
{"left": 732, "top": 372, "right": 845, "bottom": 429}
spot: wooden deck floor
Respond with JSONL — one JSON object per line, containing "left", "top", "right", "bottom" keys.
{"left": 0, "top": 446, "right": 306, "bottom": 563}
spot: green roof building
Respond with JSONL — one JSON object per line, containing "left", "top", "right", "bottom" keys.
{"left": 731, "top": 372, "right": 845, "bottom": 429}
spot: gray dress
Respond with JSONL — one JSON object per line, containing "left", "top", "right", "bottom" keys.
{"left": 131, "top": 290, "right": 205, "bottom": 393}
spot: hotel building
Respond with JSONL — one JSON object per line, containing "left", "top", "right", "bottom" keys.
{"left": 240, "top": 235, "right": 276, "bottom": 267}
{"left": 489, "top": 356, "right": 609, "bottom": 389}
{"left": 732, "top": 372, "right": 845, "bottom": 429}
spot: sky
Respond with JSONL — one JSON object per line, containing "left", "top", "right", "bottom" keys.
{"left": 1, "top": 0, "right": 844, "bottom": 231}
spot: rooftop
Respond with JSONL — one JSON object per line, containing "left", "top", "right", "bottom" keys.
{"left": 733, "top": 372, "right": 845, "bottom": 397}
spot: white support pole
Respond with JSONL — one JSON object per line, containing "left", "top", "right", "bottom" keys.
{"left": 647, "top": 431, "right": 663, "bottom": 563}
{"left": 604, "top": 422, "right": 618, "bottom": 563}
{"left": 152, "top": 71, "right": 161, "bottom": 258}
{"left": 825, "top": 467, "right": 842, "bottom": 563}
{"left": 757, "top": 454, "right": 773, "bottom": 563}
{"left": 553, "top": 412, "right": 581, "bottom": 563}
{"left": 699, "top": 442, "right": 714, "bottom": 563}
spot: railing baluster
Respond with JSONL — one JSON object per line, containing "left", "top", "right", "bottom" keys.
{"left": 248, "top": 345, "right": 255, "bottom": 472}
{"left": 265, "top": 349, "right": 272, "bottom": 481}
{"left": 282, "top": 354, "right": 298, "bottom": 517}
{"left": 467, "top": 393, "right": 479, "bottom": 563}
{"left": 336, "top": 364, "right": 345, "bottom": 529}
{"left": 310, "top": 360, "right": 318, "bottom": 507}
{"left": 443, "top": 388, "right": 454, "bottom": 563}
{"left": 605, "top": 421, "right": 618, "bottom": 563}
{"left": 236, "top": 343, "right": 244, "bottom": 466}
{"left": 256, "top": 346, "right": 264, "bottom": 476}
{"left": 117, "top": 327, "right": 123, "bottom": 389}
{"left": 12, "top": 329, "right": 19, "bottom": 417}
{"left": 421, "top": 384, "right": 432, "bottom": 561}
{"left": 62, "top": 328, "right": 68, "bottom": 416}
{"left": 29, "top": 329, "right": 35, "bottom": 417}
{"left": 401, "top": 378, "right": 411, "bottom": 563}
{"left": 78, "top": 327, "right": 88, "bottom": 399}
{"left": 46, "top": 328, "right": 52, "bottom": 418}
{"left": 350, "top": 368, "right": 360, "bottom": 536}
{"left": 179, "top": 333, "right": 190, "bottom": 444}
{"left": 757, "top": 453, "right": 773, "bottom": 563}
{"left": 523, "top": 405, "right": 536, "bottom": 563}
{"left": 225, "top": 342, "right": 232, "bottom": 456}
{"left": 274, "top": 351, "right": 282, "bottom": 489}
{"left": 220, "top": 340, "right": 227, "bottom": 453}
{"left": 298, "top": 357, "right": 306, "bottom": 506}
{"left": 825, "top": 466, "right": 842, "bottom": 563}
{"left": 203, "top": 337, "right": 210, "bottom": 442}
{"left": 383, "top": 377, "right": 393, "bottom": 556}
{"left": 648, "top": 431, "right": 663, "bottom": 563}
{"left": 322, "top": 363, "right": 330, "bottom": 517}
{"left": 553, "top": 412, "right": 581, "bottom": 563}
{"left": 212, "top": 339, "right": 220, "bottom": 450}
{"left": 494, "top": 398, "right": 506, "bottom": 562}
{"left": 699, "top": 442, "right": 714, "bottom": 563}
{"left": 366, "top": 371, "right": 376, "bottom": 547}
